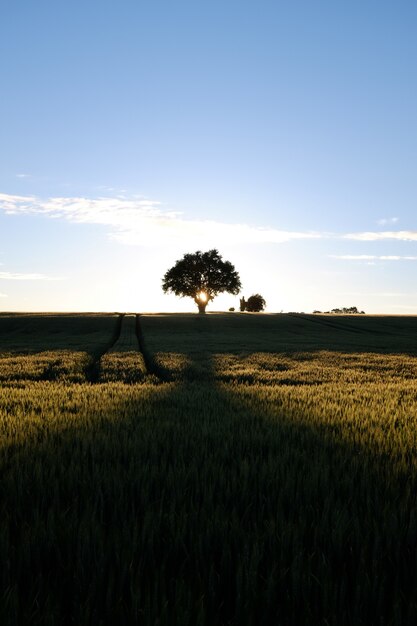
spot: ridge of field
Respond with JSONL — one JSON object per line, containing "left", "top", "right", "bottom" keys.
{"left": 0, "top": 314, "right": 120, "bottom": 352}
{"left": 290, "top": 312, "right": 417, "bottom": 337}
{"left": 0, "top": 314, "right": 120, "bottom": 382}
{"left": 140, "top": 312, "right": 417, "bottom": 352}
{"left": 99, "top": 315, "right": 147, "bottom": 382}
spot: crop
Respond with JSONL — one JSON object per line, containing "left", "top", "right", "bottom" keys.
{"left": 99, "top": 315, "right": 147, "bottom": 382}
{"left": 1, "top": 313, "right": 417, "bottom": 625}
{"left": 0, "top": 350, "right": 90, "bottom": 383}
{"left": 0, "top": 314, "right": 119, "bottom": 383}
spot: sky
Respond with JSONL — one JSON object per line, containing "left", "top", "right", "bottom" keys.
{"left": 1, "top": 0, "right": 417, "bottom": 313}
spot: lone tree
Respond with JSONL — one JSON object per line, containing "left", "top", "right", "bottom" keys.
{"left": 246, "top": 294, "right": 266, "bottom": 312}
{"left": 162, "top": 249, "right": 241, "bottom": 314}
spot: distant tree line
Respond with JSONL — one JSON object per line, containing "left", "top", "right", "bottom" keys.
{"left": 313, "top": 306, "right": 365, "bottom": 315}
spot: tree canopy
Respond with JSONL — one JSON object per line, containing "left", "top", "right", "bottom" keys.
{"left": 162, "top": 249, "right": 241, "bottom": 313}
{"left": 313, "top": 306, "right": 365, "bottom": 315}
{"left": 245, "top": 294, "right": 266, "bottom": 312}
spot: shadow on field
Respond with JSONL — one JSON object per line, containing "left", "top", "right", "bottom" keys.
{"left": 0, "top": 315, "right": 124, "bottom": 384}
{"left": 138, "top": 311, "right": 417, "bottom": 358}
{"left": 1, "top": 323, "right": 417, "bottom": 626}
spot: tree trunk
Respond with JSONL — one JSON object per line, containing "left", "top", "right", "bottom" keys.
{"left": 197, "top": 301, "right": 207, "bottom": 314}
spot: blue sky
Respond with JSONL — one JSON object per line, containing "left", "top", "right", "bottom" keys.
{"left": 1, "top": 0, "right": 417, "bottom": 312}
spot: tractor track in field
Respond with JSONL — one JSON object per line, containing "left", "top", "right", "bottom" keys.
{"left": 287, "top": 312, "right": 386, "bottom": 336}
{"left": 84, "top": 313, "right": 125, "bottom": 383}
{"left": 136, "top": 315, "right": 170, "bottom": 382}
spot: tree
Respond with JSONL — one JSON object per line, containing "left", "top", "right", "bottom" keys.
{"left": 246, "top": 294, "right": 266, "bottom": 312}
{"left": 162, "top": 249, "right": 241, "bottom": 314}
{"left": 330, "top": 306, "right": 365, "bottom": 315}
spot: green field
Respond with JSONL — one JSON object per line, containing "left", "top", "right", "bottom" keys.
{"left": 1, "top": 313, "right": 417, "bottom": 625}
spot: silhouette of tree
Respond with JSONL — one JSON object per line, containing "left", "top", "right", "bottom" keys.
{"left": 330, "top": 306, "right": 365, "bottom": 315}
{"left": 162, "top": 249, "right": 241, "bottom": 313}
{"left": 246, "top": 294, "right": 266, "bottom": 312}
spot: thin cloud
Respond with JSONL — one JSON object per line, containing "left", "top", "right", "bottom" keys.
{"left": 344, "top": 231, "right": 417, "bottom": 241}
{"left": 0, "top": 193, "right": 37, "bottom": 213}
{"left": 336, "top": 291, "right": 410, "bottom": 297}
{"left": 331, "top": 255, "right": 417, "bottom": 261}
{"left": 0, "top": 192, "right": 323, "bottom": 247}
{"left": 0, "top": 271, "right": 58, "bottom": 281}
{"left": 377, "top": 217, "right": 398, "bottom": 226}
{"left": 16, "top": 173, "right": 32, "bottom": 179}
{"left": 0, "top": 292, "right": 7, "bottom": 298}
{"left": 390, "top": 304, "right": 417, "bottom": 310}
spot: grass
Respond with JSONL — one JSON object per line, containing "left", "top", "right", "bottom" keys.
{"left": 1, "top": 313, "right": 417, "bottom": 624}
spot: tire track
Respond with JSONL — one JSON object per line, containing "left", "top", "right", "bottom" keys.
{"left": 287, "top": 313, "right": 385, "bottom": 336}
{"left": 85, "top": 314, "right": 124, "bottom": 382}
{"left": 136, "top": 315, "right": 171, "bottom": 381}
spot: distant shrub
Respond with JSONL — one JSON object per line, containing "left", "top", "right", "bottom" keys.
{"left": 239, "top": 295, "right": 266, "bottom": 312}
{"left": 246, "top": 294, "right": 266, "bottom": 312}
{"left": 331, "top": 306, "right": 365, "bottom": 315}
{"left": 229, "top": 307, "right": 235, "bottom": 312}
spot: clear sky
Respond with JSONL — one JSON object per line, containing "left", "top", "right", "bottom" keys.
{"left": 1, "top": 0, "right": 417, "bottom": 313}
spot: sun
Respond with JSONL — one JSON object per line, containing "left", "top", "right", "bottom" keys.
{"left": 197, "top": 291, "right": 208, "bottom": 302}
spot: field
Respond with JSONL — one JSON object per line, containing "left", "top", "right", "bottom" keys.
{"left": 1, "top": 312, "right": 417, "bottom": 625}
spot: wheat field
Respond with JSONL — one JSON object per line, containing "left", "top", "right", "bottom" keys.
{"left": 1, "top": 312, "right": 417, "bottom": 625}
